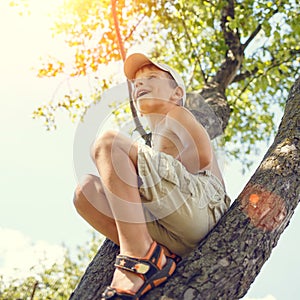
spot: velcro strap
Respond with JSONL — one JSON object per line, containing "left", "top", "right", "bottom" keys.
{"left": 115, "top": 255, "right": 150, "bottom": 275}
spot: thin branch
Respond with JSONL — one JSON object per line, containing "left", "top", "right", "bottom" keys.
{"left": 111, "top": 0, "right": 126, "bottom": 61}
{"left": 179, "top": 6, "right": 207, "bottom": 84}
{"left": 242, "top": 3, "right": 280, "bottom": 52}
{"left": 186, "top": 62, "right": 198, "bottom": 91}
{"left": 30, "top": 281, "right": 38, "bottom": 300}
{"left": 242, "top": 24, "right": 262, "bottom": 51}
{"left": 203, "top": 0, "right": 216, "bottom": 6}
{"left": 290, "top": 49, "right": 300, "bottom": 56}
{"left": 232, "top": 53, "right": 297, "bottom": 106}
{"left": 123, "top": 15, "right": 146, "bottom": 43}
{"left": 232, "top": 67, "right": 258, "bottom": 83}
{"left": 111, "top": 0, "right": 150, "bottom": 145}
{"left": 233, "top": 75, "right": 257, "bottom": 105}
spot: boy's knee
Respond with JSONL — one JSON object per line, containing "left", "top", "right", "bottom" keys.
{"left": 73, "top": 185, "right": 87, "bottom": 214}
{"left": 91, "top": 130, "right": 118, "bottom": 161}
{"left": 73, "top": 174, "right": 97, "bottom": 213}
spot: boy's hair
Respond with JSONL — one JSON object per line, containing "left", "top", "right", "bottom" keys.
{"left": 132, "top": 64, "right": 183, "bottom": 106}
{"left": 124, "top": 53, "right": 186, "bottom": 106}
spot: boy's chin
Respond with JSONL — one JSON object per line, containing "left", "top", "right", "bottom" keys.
{"left": 137, "top": 97, "right": 167, "bottom": 106}
{"left": 137, "top": 101, "right": 162, "bottom": 113}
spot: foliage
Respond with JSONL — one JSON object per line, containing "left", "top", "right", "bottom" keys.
{"left": 32, "top": 0, "right": 152, "bottom": 130}
{"left": 30, "top": 0, "right": 300, "bottom": 163}
{"left": 140, "top": 0, "right": 300, "bottom": 162}
{"left": 0, "top": 233, "right": 103, "bottom": 300}
{"left": 8, "top": 0, "right": 30, "bottom": 16}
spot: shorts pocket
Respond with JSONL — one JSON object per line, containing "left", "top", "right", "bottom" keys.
{"left": 157, "top": 154, "right": 192, "bottom": 194}
{"left": 208, "top": 194, "right": 229, "bottom": 224}
{"left": 158, "top": 154, "right": 180, "bottom": 186}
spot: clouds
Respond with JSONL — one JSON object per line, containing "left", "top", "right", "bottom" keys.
{"left": 0, "top": 227, "right": 65, "bottom": 283}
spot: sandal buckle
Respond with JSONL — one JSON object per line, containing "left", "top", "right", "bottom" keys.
{"left": 133, "top": 262, "right": 150, "bottom": 274}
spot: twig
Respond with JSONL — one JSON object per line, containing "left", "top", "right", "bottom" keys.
{"left": 111, "top": 0, "right": 150, "bottom": 145}
{"left": 178, "top": 5, "right": 207, "bottom": 84}
{"left": 242, "top": 24, "right": 262, "bottom": 51}
{"left": 30, "top": 281, "right": 38, "bottom": 300}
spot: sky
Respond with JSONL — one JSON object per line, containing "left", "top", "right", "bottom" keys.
{"left": 0, "top": 1, "right": 299, "bottom": 299}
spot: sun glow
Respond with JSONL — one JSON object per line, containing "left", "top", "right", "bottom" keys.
{"left": 8, "top": 0, "right": 65, "bottom": 17}
{"left": 1, "top": 0, "right": 71, "bottom": 71}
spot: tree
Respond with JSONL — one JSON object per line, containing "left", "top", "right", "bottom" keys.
{"left": 0, "top": 233, "right": 102, "bottom": 300}
{"left": 28, "top": 0, "right": 299, "bottom": 298}
{"left": 69, "top": 76, "right": 299, "bottom": 299}
{"left": 33, "top": 0, "right": 300, "bottom": 167}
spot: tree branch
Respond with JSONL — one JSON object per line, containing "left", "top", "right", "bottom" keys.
{"left": 123, "top": 15, "right": 146, "bottom": 44}
{"left": 213, "top": 0, "right": 244, "bottom": 91}
{"left": 70, "top": 76, "right": 300, "bottom": 300}
{"left": 179, "top": 8, "right": 207, "bottom": 84}
{"left": 111, "top": 0, "right": 150, "bottom": 145}
{"left": 242, "top": 24, "right": 262, "bottom": 51}
{"left": 232, "top": 67, "right": 259, "bottom": 83}
{"left": 231, "top": 50, "right": 299, "bottom": 107}
{"left": 241, "top": 3, "right": 280, "bottom": 53}
{"left": 220, "top": 0, "right": 240, "bottom": 56}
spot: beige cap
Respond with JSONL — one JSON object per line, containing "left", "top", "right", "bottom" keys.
{"left": 124, "top": 53, "right": 186, "bottom": 105}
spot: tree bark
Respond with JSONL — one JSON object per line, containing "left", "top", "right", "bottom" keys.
{"left": 70, "top": 76, "right": 299, "bottom": 300}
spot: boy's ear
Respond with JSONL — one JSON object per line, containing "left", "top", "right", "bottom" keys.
{"left": 171, "top": 86, "right": 184, "bottom": 103}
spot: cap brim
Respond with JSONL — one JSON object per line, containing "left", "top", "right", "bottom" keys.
{"left": 124, "top": 53, "right": 186, "bottom": 106}
{"left": 124, "top": 53, "right": 157, "bottom": 80}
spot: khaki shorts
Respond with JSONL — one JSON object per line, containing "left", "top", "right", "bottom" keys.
{"left": 137, "top": 144, "right": 230, "bottom": 257}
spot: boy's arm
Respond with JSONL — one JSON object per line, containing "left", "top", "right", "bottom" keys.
{"left": 167, "top": 106, "right": 212, "bottom": 173}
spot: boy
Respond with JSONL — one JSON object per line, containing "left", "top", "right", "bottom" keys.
{"left": 73, "top": 53, "right": 230, "bottom": 299}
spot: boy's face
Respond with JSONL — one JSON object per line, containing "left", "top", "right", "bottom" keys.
{"left": 132, "top": 64, "right": 178, "bottom": 114}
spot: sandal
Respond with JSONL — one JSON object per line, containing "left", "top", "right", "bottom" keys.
{"left": 160, "top": 245, "right": 182, "bottom": 264}
{"left": 101, "top": 241, "right": 179, "bottom": 299}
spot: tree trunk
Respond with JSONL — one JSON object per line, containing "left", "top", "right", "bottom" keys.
{"left": 70, "top": 76, "right": 299, "bottom": 299}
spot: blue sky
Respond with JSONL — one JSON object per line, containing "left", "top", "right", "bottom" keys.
{"left": 0, "top": 1, "right": 299, "bottom": 299}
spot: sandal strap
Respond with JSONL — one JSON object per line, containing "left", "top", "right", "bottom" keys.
{"left": 160, "top": 245, "right": 182, "bottom": 264}
{"left": 104, "top": 242, "right": 179, "bottom": 299}
{"left": 114, "top": 242, "right": 165, "bottom": 280}
{"left": 101, "top": 287, "right": 136, "bottom": 299}
{"left": 115, "top": 256, "right": 150, "bottom": 275}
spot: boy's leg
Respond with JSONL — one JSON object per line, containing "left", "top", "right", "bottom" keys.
{"left": 73, "top": 174, "right": 119, "bottom": 245}
{"left": 92, "top": 130, "right": 166, "bottom": 293}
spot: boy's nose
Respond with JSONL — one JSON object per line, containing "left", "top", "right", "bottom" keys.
{"left": 133, "top": 78, "right": 145, "bottom": 88}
